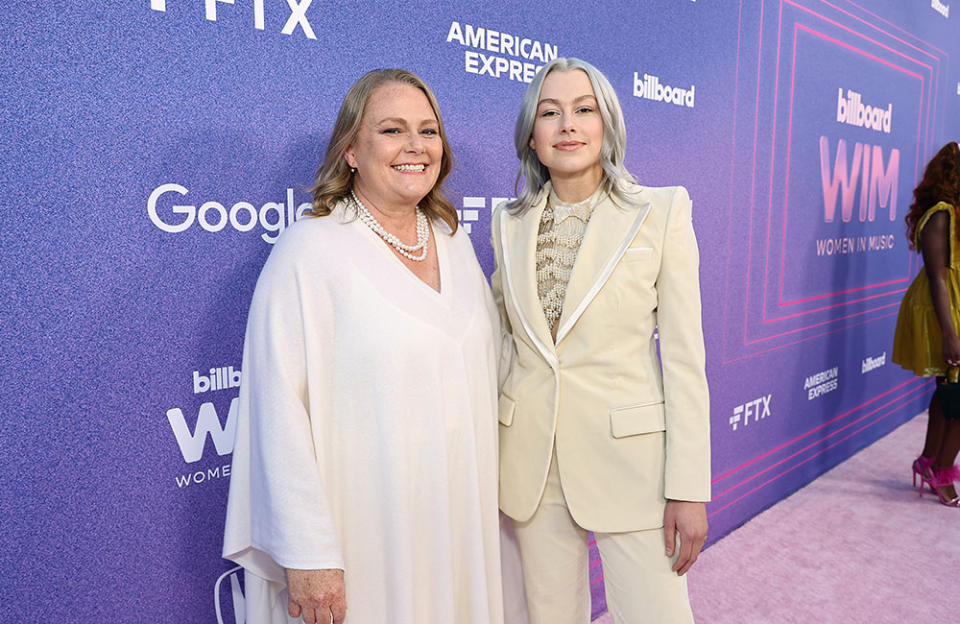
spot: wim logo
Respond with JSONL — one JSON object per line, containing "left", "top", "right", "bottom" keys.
{"left": 167, "top": 399, "right": 238, "bottom": 463}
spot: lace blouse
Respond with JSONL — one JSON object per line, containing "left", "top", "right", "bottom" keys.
{"left": 536, "top": 186, "right": 603, "bottom": 334}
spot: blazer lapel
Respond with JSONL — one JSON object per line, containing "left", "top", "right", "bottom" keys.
{"left": 555, "top": 190, "right": 652, "bottom": 345}
{"left": 500, "top": 187, "right": 557, "bottom": 364}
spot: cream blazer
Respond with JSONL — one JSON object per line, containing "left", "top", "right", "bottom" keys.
{"left": 492, "top": 182, "right": 711, "bottom": 533}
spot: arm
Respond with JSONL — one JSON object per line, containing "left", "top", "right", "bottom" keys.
{"left": 490, "top": 205, "right": 516, "bottom": 390}
{"left": 654, "top": 187, "right": 710, "bottom": 574}
{"left": 920, "top": 211, "right": 960, "bottom": 366}
{"left": 224, "top": 235, "right": 346, "bottom": 619}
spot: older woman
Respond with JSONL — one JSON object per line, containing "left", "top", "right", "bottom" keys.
{"left": 492, "top": 58, "right": 710, "bottom": 623}
{"left": 223, "top": 69, "right": 504, "bottom": 624}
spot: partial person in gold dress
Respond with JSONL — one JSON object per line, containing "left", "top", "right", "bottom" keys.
{"left": 893, "top": 140, "right": 960, "bottom": 508}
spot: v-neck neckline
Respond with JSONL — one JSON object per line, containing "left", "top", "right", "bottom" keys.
{"left": 353, "top": 213, "right": 448, "bottom": 299}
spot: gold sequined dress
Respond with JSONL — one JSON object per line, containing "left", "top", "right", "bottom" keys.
{"left": 893, "top": 201, "right": 960, "bottom": 378}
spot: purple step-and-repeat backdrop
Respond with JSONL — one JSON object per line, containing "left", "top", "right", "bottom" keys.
{"left": 2, "top": 0, "right": 958, "bottom": 621}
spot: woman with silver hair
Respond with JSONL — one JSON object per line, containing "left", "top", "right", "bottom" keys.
{"left": 492, "top": 57, "right": 711, "bottom": 623}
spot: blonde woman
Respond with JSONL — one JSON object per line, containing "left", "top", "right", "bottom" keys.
{"left": 224, "top": 69, "right": 504, "bottom": 624}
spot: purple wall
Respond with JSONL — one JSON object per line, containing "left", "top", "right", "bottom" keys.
{"left": 2, "top": 1, "right": 958, "bottom": 621}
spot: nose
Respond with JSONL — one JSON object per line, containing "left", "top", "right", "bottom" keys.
{"left": 406, "top": 132, "right": 425, "bottom": 152}
{"left": 561, "top": 111, "right": 577, "bottom": 134}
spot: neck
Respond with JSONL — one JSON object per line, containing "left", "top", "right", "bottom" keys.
{"left": 549, "top": 168, "right": 604, "bottom": 203}
{"left": 354, "top": 187, "right": 419, "bottom": 230}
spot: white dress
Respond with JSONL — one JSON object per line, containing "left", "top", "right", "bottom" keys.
{"left": 223, "top": 203, "right": 504, "bottom": 624}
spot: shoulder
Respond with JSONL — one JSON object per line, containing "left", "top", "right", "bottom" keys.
{"left": 490, "top": 198, "right": 513, "bottom": 236}
{"left": 500, "top": 184, "right": 550, "bottom": 221}
{"left": 913, "top": 202, "right": 957, "bottom": 250}
{"left": 446, "top": 220, "right": 484, "bottom": 260}
{"left": 281, "top": 200, "right": 354, "bottom": 245}
{"left": 920, "top": 201, "right": 954, "bottom": 218}
{"left": 268, "top": 218, "right": 327, "bottom": 260}
{"left": 263, "top": 203, "right": 354, "bottom": 272}
{"left": 491, "top": 199, "right": 513, "bottom": 229}
{"left": 436, "top": 217, "right": 465, "bottom": 249}
{"left": 620, "top": 184, "right": 691, "bottom": 222}
{"left": 638, "top": 184, "right": 690, "bottom": 207}
{"left": 491, "top": 199, "right": 510, "bottom": 221}
{"left": 613, "top": 181, "right": 689, "bottom": 205}
{"left": 917, "top": 202, "right": 954, "bottom": 232}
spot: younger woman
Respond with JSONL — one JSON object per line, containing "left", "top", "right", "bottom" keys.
{"left": 492, "top": 58, "right": 710, "bottom": 623}
{"left": 893, "top": 140, "right": 960, "bottom": 508}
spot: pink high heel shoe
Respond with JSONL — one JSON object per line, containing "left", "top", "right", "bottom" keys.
{"left": 929, "top": 465, "right": 960, "bottom": 507}
{"left": 912, "top": 455, "right": 935, "bottom": 493}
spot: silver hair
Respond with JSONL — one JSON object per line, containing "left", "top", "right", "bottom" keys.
{"left": 505, "top": 58, "right": 640, "bottom": 215}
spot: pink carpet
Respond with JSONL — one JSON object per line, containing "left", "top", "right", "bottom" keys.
{"left": 592, "top": 412, "right": 959, "bottom": 623}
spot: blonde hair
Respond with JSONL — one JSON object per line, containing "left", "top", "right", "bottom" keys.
{"left": 310, "top": 69, "right": 458, "bottom": 233}
{"left": 506, "top": 58, "right": 640, "bottom": 215}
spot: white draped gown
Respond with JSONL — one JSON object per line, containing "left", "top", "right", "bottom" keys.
{"left": 223, "top": 203, "right": 505, "bottom": 624}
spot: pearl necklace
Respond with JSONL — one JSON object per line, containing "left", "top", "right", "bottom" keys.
{"left": 351, "top": 190, "right": 430, "bottom": 261}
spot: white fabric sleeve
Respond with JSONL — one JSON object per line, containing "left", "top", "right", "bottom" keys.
{"left": 490, "top": 206, "right": 517, "bottom": 392}
{"left": 223, "top": 236, "right": 344, "bottom": 587}
{"left": 655, "top": 186, "right": 712, "bottom": 502}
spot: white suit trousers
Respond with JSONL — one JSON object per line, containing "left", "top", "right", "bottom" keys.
{"left": 511, "top": 451, "right": 695, "bottom": 624}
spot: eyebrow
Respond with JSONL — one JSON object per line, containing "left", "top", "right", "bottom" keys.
{"left": 375, "top": 117, "right": 439, "bottom": 126}
{"left": 537, "top": 95, "right": 598, "bottom": 107}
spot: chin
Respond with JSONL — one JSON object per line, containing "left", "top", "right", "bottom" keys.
{"left": 552, "top": 165, "right": 595, "bottom": 177}
{"left": 396, "top": 188, "right": 434, "bottom": 204}
{"left": 412, "top": 182, "right": 440, "bottom": 200}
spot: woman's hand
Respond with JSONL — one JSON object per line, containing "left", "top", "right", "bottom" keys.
{"left": 664, "top": 500, "right": 708, "bottom": 576}
{"left": 286, "top": 568, "right": 346, "bottom": 624}
{"left": 944, "top": 334, "right": 960, "bottom": 367}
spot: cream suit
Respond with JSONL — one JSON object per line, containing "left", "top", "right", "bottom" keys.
{"left": 492, "top": 182, "right": 711, "bottom": 622}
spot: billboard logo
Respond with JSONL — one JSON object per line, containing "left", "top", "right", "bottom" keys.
{"left": 168, "top": 398, "right": 238, "bottom": 463}
{"left": 862, "top": 352, "right": 886, "bottom": 374}
{"left": 931, "top": 0, "right": 950, "bottom": 18}
{"left": 805, "top": 367, "right": 839, "bottom": 400}
{"left": 729, "top": 395, "right": 772, "bottom": 431}
{"left": 836, "top": 89, "right": 892, "bottom": 134}
{"left": 195, "top": 366, "right": 242, "bottom": 393}
{"left": 632, "top": 73, "right": 695, "bottom": 108}
{"left": 819, "top": 137, "right": 899, "bottom": 223}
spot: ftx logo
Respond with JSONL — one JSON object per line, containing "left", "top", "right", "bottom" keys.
{"left": 151, "top": 0, "right": 317, "bottom": 39}
{"left": 729, "top": 395, "right": 772, "bottom": 431}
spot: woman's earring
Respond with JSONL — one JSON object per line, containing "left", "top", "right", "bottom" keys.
{"left": 350, "top": 167, "right": 356, "bottom": 174}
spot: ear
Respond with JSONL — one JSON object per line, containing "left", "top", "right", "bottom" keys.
{"left": 343, "top": 146, "right": 357, "bottom": 169}
{"left": 528, "top": 137, "right": 536, "bottom": 150}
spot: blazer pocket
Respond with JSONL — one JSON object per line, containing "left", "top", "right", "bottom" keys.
{"left": 621, "top": 246, "right": 653, "bottom": 263}
{"left": 499, "top": 394, "right": 516, "bottom": 426}
{"left": 609, "top": 401, "right": 666, "bottom": 438}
